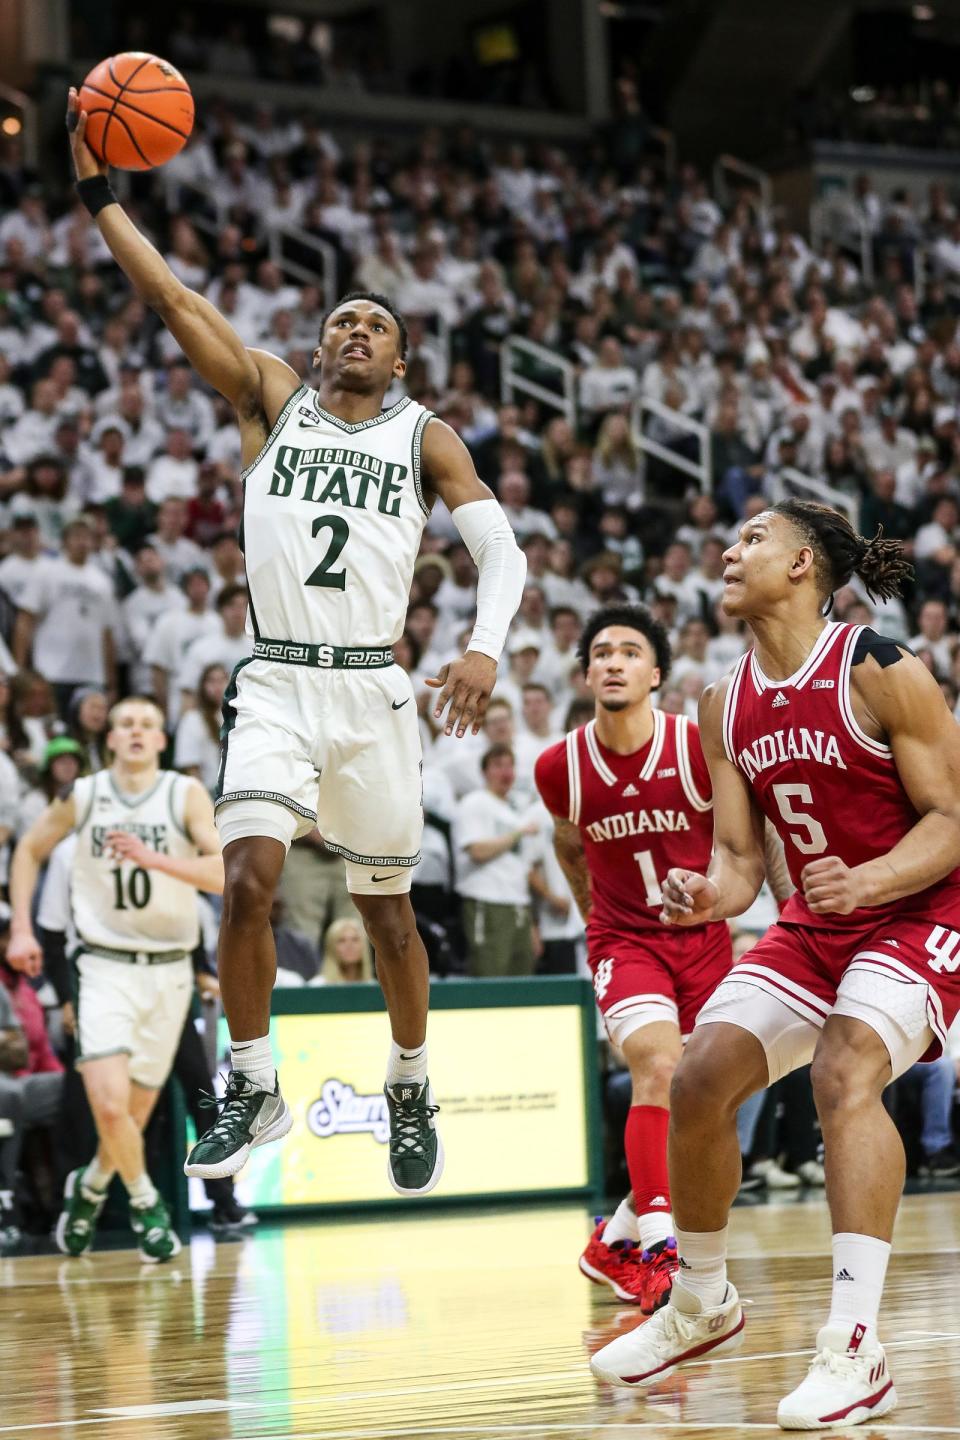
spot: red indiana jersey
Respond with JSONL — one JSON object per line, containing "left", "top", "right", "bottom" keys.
{"left": 534, "top": 709, "right": 715, "bottom": 949}
{"left": 724, "top": 621, "right": 960, "bottom": 929}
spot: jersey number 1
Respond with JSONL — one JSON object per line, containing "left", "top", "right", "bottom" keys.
{"left": 633, "top": 850, "right": 662, "bottom": 906}
{"left": 111, "top": 866, "right": 151, "bottom": 910}
{"left": 305, "top": 516, "right": 349, "bottom": 590}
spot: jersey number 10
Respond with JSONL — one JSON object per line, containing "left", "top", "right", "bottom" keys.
{"left": 111, "top": 866, "right": 152, "bottom": 911}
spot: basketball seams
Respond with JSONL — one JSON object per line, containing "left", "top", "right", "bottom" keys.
{"left": 110, "top": 112, "right": 152, "bottom": 169}
{"left": 81, "top": 83, "right": 193, "bottom": 140}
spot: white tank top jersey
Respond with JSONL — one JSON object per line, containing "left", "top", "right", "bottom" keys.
{"left": 240, "top": 385, "right": 433, "bottom": 647}
{"left": 70, "top": 769, "right": 200, "bottom": 953}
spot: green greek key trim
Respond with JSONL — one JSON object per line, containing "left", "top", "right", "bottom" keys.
{"left": 240, "top": 384, "right": 307, "bottom": 481}
{"left": 321, "top": 839, "right": 421, "bottom": 868}
{"left": 214, "top": 789, "right": 316, "bottom": 823}
{"left": 411, "top": 409, "right": 433, "bottom": 518}
{"left": 310, "top": 394, "right": 412, "bottom": 433}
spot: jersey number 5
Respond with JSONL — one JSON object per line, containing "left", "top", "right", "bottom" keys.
{"left": 305, "top": 516, "right": 349, "bottom": 590}
{"left": 772, "top": 782, "right": 827, "bottom": 855}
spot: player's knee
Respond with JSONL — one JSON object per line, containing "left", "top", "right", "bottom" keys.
{"left": 670, "top": 1039, "right": 745, "bottom": 1126}
{"left": 810, "top": 1046, "right": 871, "bottom": 1119}
{"left": 357, "top": 898, "right": 415, "bottom": 958}
{"left": 628, "top": 1048, "right": 677, "bottom": 1103}
{"left": 222, "top": 857, "right": 275, "bottom": 929}
{"left": 91, "top": 1092, "right": 128, "bottom": 1129}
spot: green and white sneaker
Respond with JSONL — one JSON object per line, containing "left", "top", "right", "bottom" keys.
{"left": 55, "top": 1166, "right": 108, "bottom": 1257}
{"left": 183, "top": 1071, "right": 293, "bottom": 1181}
{"left": 384, "top": 1079, "right": 444, "bottom": 1196}
{"left": 129, "top": 1194, "right": 181, "bottom": 1264}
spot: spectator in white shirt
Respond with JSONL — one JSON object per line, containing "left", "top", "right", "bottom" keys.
{"left": 144, "top": 566, "right": 219, "bottom": 722}
{"left": 579, "top": 336, "right": 639, "bottom": 417}
{"left": 154, "top": 363, "right": 216, "bottom": 449}
{"left": 498, "top": 471, "right": 556, "bottom": 541}
{"left": 146, "top": 428, "right": 200, "bottom": 505}
{"left": 0, "top": 190, "right": 50, "bottom": 264}
{"left": 934, "top": 217, "right": 960, "bottom": 280}
{"left": 121, "top": 543, "right": 186, "bottom": 693}
{"left": 105, "top": 386, "right": 165, "bottom": 468}
{"left": 355, "top": 232, "right": 414, "bottom": 298}
{"left": 12, "top": 517, "right": 116, "bottom": 710}
{"left": 2, "top": 378, "right": 61, "bottom": 465}
{"left": 8, "top": 458, "right": 80, "bottom": 552}
{"left": 910, "top": 598, "right": 955, "bottom": 677}
{"left": 147, "top": 497, "right": 209, "bottom": 583}
{"left": 914, "top": 496, "right": 959, "bottom": 565}
{"left": 397, "top": 246, "right": 459, "bottom": 328}
{"left": 85, "top": 422, "right": 126, "bottom": 503}
{"left": 176, "top": 584, "right": 251, "bottom": 712}
{"left": 174, "top": 662, "right": 228, "bottom": 795}
{"left": 455, "top": 743, "right": 539, "bottom": 977}
{"left": 0, "top": 516, "right": 50, "bottom": 608}
{"left": 651, "top": 541, "right": 707, "bottom": 623}
{"left": 513, "top": 682, "right": 562, "bottom": 788}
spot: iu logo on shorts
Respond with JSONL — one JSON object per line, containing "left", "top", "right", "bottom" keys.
{"left": 594, "top": 957, "right": 614, "bottom": 1002}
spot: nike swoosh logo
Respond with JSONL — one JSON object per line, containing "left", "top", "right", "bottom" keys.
{"left": 391, "top": 698, "right": 410, "bottom": 710}
{"left": 372, "top": 872, "right": 402, "bottom": 883}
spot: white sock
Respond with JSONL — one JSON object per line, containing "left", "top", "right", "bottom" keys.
{"left": 637, "top": 1209, "right": 676, "bottom": 1252}
{"left": 82, "top": 1156, "right": 115, "bottom": 1195}
{"left": 828, "top": 1232, "right": 891, "bottom": 1334}
{"left": 125, "top": 1173, "right": 158, "bottom": 1208}
{"left": 603, "top": 1194, "right": 640, "bottom": 1245}
{"left": 674, "top": 1225, "right": 729, "bottom": 1309}
{"left": 231, "top": 1035, "right": 277, "bottom": 1093}
{"left": 386, "top": 1039, "right": 427, "bottom": 1088}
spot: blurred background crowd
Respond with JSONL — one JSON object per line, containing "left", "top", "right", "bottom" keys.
{"left": 2, "top": 0, "right": 960, "bottom": 1245}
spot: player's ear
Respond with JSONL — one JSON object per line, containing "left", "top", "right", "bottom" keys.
{"left": 312, "top": 344, "right": 322, "bottom": 371}
{"left": 393, "top": 356, "right": 406, "bottom": 380}
{"left": 650, "top": 666, "right": 661, "bottom": 691}
{"left": 791, "top": 544, "right": 816, "bottom": 583}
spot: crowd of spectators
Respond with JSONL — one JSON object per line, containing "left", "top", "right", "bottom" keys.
{"left": 2, "top": 94, "right": 960, "bottom": 1242}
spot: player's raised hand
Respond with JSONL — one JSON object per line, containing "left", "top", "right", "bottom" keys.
{"left": 6, "top": 929, "right": 43, "bottom": 977}
{"left": 660, "top": 868, "right": 719, "bottom": 927}
{"left": 800, "top": 855, "right": 863, "bottom": 915}
{"left": 425, "top": 650, "right": 498, "bottom": 738}
{"left": 66, "top": 87, "right": 107, "bottom": 181}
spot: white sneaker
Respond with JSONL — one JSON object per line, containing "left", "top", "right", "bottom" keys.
{"left": 777, "top": 1321, "right": 897, "bottom": 1429}
{"left": 750, "top": 1158, "right": 801, "bottom": 1190}
{"left": 590, "top": 1279, "right": 744, "bottom": 1388}
{"left": 797, "top": 1160, "right": 826, "bottom": 1187}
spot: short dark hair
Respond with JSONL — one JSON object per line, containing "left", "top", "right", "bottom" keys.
{"left": 521, "top": 681, "right": 551, "bottom": 699}
{"left": 576, "top": 603, "right": 672, "bottom": 685}
{"left": 482, "top": 742, "right": 514, "bottom": 772}
{"left": 319, "top": 290, "right": 408, "bottom": 359}
{"left": 216, "top": 582, "right": 247, "bottom": 610}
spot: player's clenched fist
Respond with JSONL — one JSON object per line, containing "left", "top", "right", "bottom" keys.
{"left": 7, "top": 929, "right": 43, "bottom": 977}
{"left": 800, "top": 855, "right": 865, "bottom": 915}
{"left": 660, "top": 869, "right": 719, "bottom": 927}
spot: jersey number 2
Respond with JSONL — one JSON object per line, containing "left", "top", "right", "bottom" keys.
{"left": 305, "top": 516, "right": 348, "bottom": 590}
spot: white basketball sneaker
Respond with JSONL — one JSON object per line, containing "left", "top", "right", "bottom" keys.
{"left": 590, "top": 1279, "right": 745, "bottom": 1388}
{"left": 777, "top": 1321, "right": 897, "bottom": 1429}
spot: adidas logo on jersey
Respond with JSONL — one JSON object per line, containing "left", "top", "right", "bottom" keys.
{"left": 622, "top": 783, "right": 639, "bottom": 796}
{"left": 772, "top": 691, "right": 789, "bottom": 708}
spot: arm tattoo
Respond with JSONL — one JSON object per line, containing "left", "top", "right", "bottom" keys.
{"left": 553, "top": 818, "right": 592, "bottom": 922}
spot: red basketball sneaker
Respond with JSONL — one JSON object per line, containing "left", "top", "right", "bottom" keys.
{"left": 637, "top": 1236, "right": 679, "bottom": 1315}
{"left": 579, "top": 1218, "right": 646, "bottom": 1303}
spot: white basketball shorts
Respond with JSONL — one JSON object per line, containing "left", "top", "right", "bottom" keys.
{"left": 75, "top": 953, "right": 193, "bottom": 1090}
{"left": 214, "top": 658, "right": 424, "bottom": 893}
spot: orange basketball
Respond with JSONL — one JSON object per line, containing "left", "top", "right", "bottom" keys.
{"left": 79, "top": 52, "right": 194, "bottom": 172}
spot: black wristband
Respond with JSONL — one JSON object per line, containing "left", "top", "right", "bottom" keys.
{"left": 75, "top": 174, "right": 117, "bottom": 218}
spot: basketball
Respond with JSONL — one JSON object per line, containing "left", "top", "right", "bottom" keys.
{"left": 79, "top": 52, "right": 194, "bottom": 171}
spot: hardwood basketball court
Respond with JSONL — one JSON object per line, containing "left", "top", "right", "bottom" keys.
{"left": 3, "top": 1191, "right": 960, "bottom": 1439}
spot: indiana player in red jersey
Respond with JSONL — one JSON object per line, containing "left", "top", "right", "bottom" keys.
{"left": 535, "top": 603, "right": 733, "bottom": 1314}
{"left": 591, "top": 501, "right": 960, "bottom": 1429}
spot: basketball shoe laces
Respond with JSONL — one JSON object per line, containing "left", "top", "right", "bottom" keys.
{"left": 806, "top": 1344, "right": 873, "bottom": 1381}
{"left": 390, "top": 1091, "right": 440, "bottom": 1159}
{"left": 198, "top": 1072, "right": 264, "bottom": 1146}
{"left": 636, "top": 1293, "right": 718, "bottom": 1359}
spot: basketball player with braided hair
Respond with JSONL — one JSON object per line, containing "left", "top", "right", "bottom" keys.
{"left": 592, "top": 501, "right": 960, "bottom": 1429}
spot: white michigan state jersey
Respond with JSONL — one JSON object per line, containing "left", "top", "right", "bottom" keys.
{"left": 71, "top": 769, "right": 200, "bottom": 953}
{"left": 241, "top": 385, "right": 433, "bottom": 646}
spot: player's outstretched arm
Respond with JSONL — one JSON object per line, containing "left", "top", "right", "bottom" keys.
{"left": 66, "top": 89, "right": 261, "bottom": 415}
{"left": 421, "top": 420, "right": 526, "bottom": 738}
{"left": 661, "top": 679, "right": 765, "bottom": 926}
{"left": 9, "top": 794, "right": 77, "bottom": 974}
{"left": 802, "top": 650, "right": 960, "bottom": 914}
{"left": 106, "top": 781, "right": 224, "bottom": 894}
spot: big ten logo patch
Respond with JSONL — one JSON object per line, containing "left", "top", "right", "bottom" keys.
{"left": 593, "top": 957, "right": 615, "bottom": 1002}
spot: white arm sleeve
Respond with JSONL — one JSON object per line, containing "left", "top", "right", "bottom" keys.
{"left": 451, "top": 498, "right": 527, "bottom": 662}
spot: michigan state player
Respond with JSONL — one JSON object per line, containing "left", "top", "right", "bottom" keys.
{"left": 67, "top": 92, "right": 526, "bottom": 1195}
{"left": 8, "top": 697, "right": 224, "bottom": 1261}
